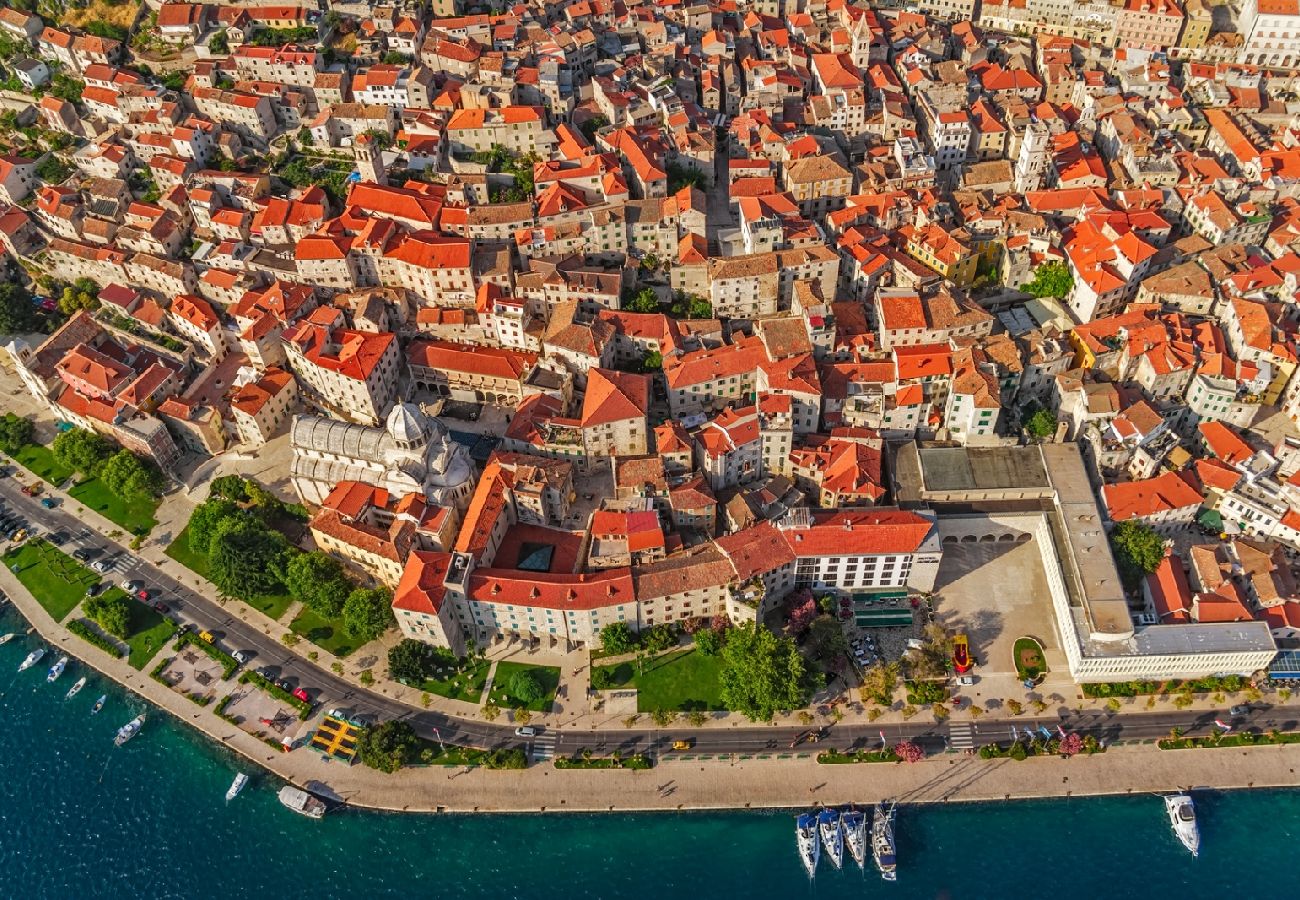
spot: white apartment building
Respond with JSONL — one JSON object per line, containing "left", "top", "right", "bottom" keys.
{"left": 1240, "top": 0, "right": 1300, "bottom": 68}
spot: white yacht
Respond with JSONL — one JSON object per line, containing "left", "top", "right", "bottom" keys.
{"left": 873, "top": 802, "right": 898, "bottom": 881}
{"left": 226, "top": 773, "right": 249, "bottom": 802}
{"left": 65, "top": 676, "right": 86, "bottom": 700}
{"left": 278, "top": 785, "right": 328, "bottom": 819}
{"left": 1165, "top": 793, "right": 1200, "bottom": 857}
{"left": 795, "top": 812, "right": 820, "bottom": 877}
{"left": 818, "top": 808, "right": 844, "bottom": 869}
{"left": 114, "top": 714, "right": 145, "bottom": 747}
{"left": 46, "top": 655, "right": 68, "bottom": 683}
{"left": 842, "top": 808, "right": 867, "bottom": 869}
{"left": 18, "top": 647, "right": 45, "bottom": 672}
{"left": 0, "top": 633, "right": 16, "bottom": 645}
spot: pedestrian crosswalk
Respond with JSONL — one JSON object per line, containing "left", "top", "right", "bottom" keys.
{"left": 530, "top": 733, "right": 557, "bottom": 762}
{"left": 948, "top": 722, "right": 975, "bottom": 751}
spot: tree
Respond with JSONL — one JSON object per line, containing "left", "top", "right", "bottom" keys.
{"left": 893, "top": 740, "right": 924, "bottom": 763}
{"left": 1006, "top": 698, "right": 1024, "bottom": 716}
{"left": 642, "top": 350, "right": 663, "bottom": 372}
{"left": 1110, "top": 519, "right": 1165, "bottom": 587}
{"left": 208, "top": 516, "right": 288, "bottom": 600}
{"left": 693, "top": 627, "right": 723, "bottom": 656}
{"left": 578, "top": 114, "right": 608, "bottom": 142}
{"left": 507, "top": 670, "right": 543, "bottom": 705}
{"left": 642, "top": 623, "right": 675, "bottom": 654}
{"left": 599, "top": 621, "right": 636, "bottom": 655}
{"left": 1019, "top": 261, "right": 1072, "bottom": 298}
{"left": 667, "top": 161, "right": 709, "bottom": 193}
{"left": 909, "top": 622, "right": 952, "bottom": 679}
{"left": 624, "top": 287, "right": 660, "bottom": 314}
{"left": 357, "top": 720, "right": 417, "bottom": 773}
{"left": 284, "top": 551, "right": 352, "bottom": 616}
{"left": 787, "top": 594, "right": 817, "bottom": 636}
{"left": 1059, "top": 732, "right": 1083, "bottom": 757}
{"left": 83, "top": 20, "right": 128, "bottom": 41}
{"left": 343, "top": 587, "right": 393, "bottom": 642}
{"left": 0, "top": 413, "right": 32, "bottom": 453}
{"left": 187, "top": 498, "right": 240, "bottom": 556}
{"left": 718, "top": 623, "right": 808, "bottom": 721}
{"left": 35, "top": 156, "right": 70, "bottom": 185}
{"left": 860, "top": 661, "right": 899, "bottom": 705}
{"left": 98, "top": 449, "right": 162, "bottom": 502}
{"left": 209, "top": 474, "right": 250, "bottom": 502}
{"left": 51, "top": 428, "right": 112, "bottom": 475}
{"left": 806, "top": 615, "right": 847, "bottom": 666}
{"left": 1024, "top": 408, "right": 1057, "bottom": 440}
{"left": 84, "top": 594, "right": 130, "bottom": 639}
{"left": 0, "top": 282, "right": 35, "bottom": 335}
{"left": 388, "top": 639, "right": 429, "bottom": 683}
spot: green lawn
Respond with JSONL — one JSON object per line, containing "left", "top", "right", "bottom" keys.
{"left": 594, "top": 649, "right": 727, "bottom": 712}
{"left": 488, "top": 660, "right": 561, "bottom": 712}
{"left": 289, "top": 606, "right": 359, "bottom": 658}
{"left": 68, "top": 478, "right": 159, "bottom": 536}
{"left": 3, "top": 539, "right": 96, "bottom": 622}
{"left": 123, "top": 598, "right": 174, "bottom": 670}
{"left": 165, "top": 526, "right": 294, "bottom": 621}
{"left": 8, "top": 443, "right": 73, "bottom": 485}
{"left": 1013, "top": 637, "right": 1048, "bottom": 681}
{"left": 419, "top": 651, "right": 490, "bottom": 703}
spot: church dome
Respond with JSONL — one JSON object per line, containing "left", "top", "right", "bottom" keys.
{"left": 386, "top": 402, "right": 429, "bottom": 448}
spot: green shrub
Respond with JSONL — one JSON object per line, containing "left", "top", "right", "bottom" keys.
{"left": 68, "top": 619, "right": 125, "bottom": 658}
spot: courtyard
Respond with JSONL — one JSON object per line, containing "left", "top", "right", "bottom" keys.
{"left": 931, "top": 516, "right": 1064, "bottom": 679}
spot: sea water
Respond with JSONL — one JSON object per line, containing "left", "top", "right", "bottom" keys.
{"left": 0, "top": 609, "right": 1294, "bottom": 899}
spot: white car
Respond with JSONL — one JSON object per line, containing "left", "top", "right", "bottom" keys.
{"left": 91, "top": 559, "right": 112, "bottom": 573}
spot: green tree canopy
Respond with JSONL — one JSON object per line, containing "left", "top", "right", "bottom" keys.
{"left": 0, "top": 282, "right": 34, "bottom": 335}
{"left": 507, "top": 670, "right": 543, "bottom": 704}
{"left": 388, "top": 639, "right": 430, "bottom": 683}
{"left": 860, "top": 661, "right": 899, "bottom": 705}
{"left": 1019, "top": 261, "right": 1073, "bottom": 299}
{"left": 693, "top": 627, "right": 723, "bottom": 656}
{"left": 51, "top": 428, "right": 112, "bottom": 475}
{"left": 624, "top": 287, "right": 660, "bottom": 314}
{"left": 643, "top": 350, "right": 663, "bottom": 372}
{"left": 0, "top": 413, "right": 32, "bottom": 453}
{"left": 84, "top": 593, "right": 131, "bottom": 640}
{"left": 641, "top": 623, "right": 675, "bottom": 654}
{"left": 208, "top": 516, "right": 289, "bottom": 600}
{"left": 1024, "top": 408, "right": 1058, "bottom": 440}
{"left": 599, "top": 621, "right": 636, "bottom": 655}
{"left": 98, "top": 449, "right": 162, "bottom": 501}
{"left": 187, "top": 497, "right": 240, "bottom": 556}
{"left": 284, "top": 550, "right": 352, "bottom": 616}
{"left": 806, "top": 614, "right": 848, "bottom": 666}
{"left": 209, "top": 474, "right": 250, "bottom": 502}
{"left": 718, "top": 623, "right": 808, "bottom": 721}
{"left": 358, "top": 720, "right": 417, "bottom": 773}
{"left": 1110, "top": 519, "right": 1165, "bottom": 587}
{"left": 342, "top": 586, "right": 393, "bottom": 643}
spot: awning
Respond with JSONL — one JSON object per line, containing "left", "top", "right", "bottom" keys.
{"left": 1197, "top": 509, "right": 1223, "bottom": 531}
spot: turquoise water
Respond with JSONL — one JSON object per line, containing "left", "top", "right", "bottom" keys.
{"left": 2, "top": 609, "right": 1298, "bottom": 899}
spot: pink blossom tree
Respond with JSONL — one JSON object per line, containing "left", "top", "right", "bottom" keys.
{"left": 710, "top": 614, "right": 731, "bottom": 634}
{"left": 787, "top": 597, "right": 817, "bottom": 636}
{"left": 893, "top": 740, "right": 925, "bottom": 763}
{"left": 1059, "top": 732, "right": 1083, "bottom": 757}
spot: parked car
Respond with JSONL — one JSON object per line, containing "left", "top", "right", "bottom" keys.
{"left": 121, "top": 579, "right": 141, "bottom": 592}
{"left": 671, "top": 739, "right": 694, "bottom": 750}
{"left": 232, "top": 650, "right": 249, "bottom": 664}
{"left": 46, "top": 531, "right": 67, "bottom": 546}
{"left": 277, "top": 679, "right": 293, "bottom": 692}
{"left": 91, "top": 559, "right": 112, "bottom": 573}
{"left": 134, "top": 589, "right": 149, "bottom": 602}
{"left": 1229, "top": 704, "right": 1251, "bottom": 717}
{"left": 10, "top": 529, "right": 27, "bottom": 543}
{"left": 514, "top": 725, "right": 538, "bottom": 737}
{"left": 39, "top": 498, "right": 56, "bottom": 509}
{"left": 292, "top": 687, "right": 310, "bottom": 703}
{"left": 151, "top": 601, "right": 169, "bottom": 613}
{"left": 86, "top": 582, "right": 106, "bottom": 598}
{"left": 73, "top": 548, "right": 94, "bottom": 562}
{"left": 199, "top": 630, "right": 215, "bottom": 643}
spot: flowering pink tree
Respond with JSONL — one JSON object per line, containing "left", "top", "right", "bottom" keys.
{"left": 1059, "top": 732, "right": 1083, "bottom": 757}
{"left": 710, "top": 614, "right": 731, "bottom": 634}
{"left": 681, "top": 616, "right": 705, "bottom": 635}
{"left": 788, "top": 597, "right": 817, "bottom": 636}
{"left": 893, "top": 740, "right": 925, "bottom": 763}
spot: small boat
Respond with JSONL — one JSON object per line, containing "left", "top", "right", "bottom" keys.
{"left": 17, "top": 647, "right": 45, "bottom": 672}
{"left": 114, "top": 713, "right": 145, "bottom": 747}
{"left": 873, "top": 802, "right": 898, "bottom": 881}
{"left": 1165, "top": 793, "right": 1200, "bottom": 857}
{"left": 46, "top": 655, "right": 68, "bottom": 683}
{"left": 795, "top": 812, "right": 820, "bottom": 878}
{"left": 90, "top": 694, "right": 106, "bottom": 715}
{"left": 226, "top": 772, "right": 250, "bottom": 802}
{"left": 818, "top": 808, "right": 844, "bottom": 870}
{"left": 65, "top": 676, "right": 86, "bottom": 700}
{"left": 0, "top": 633, "right": 16, "bottom": 645}
{"left": 278, "top": 785, "right": 327, "bottom": 819}
{"left": 842, "top": 807, "right": 867, "bottom": 869}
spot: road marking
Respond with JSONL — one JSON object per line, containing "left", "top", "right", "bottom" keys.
{"left": 948, "top": 722, "right": 975, "bottom": 750}
{"left": 530, "top": 732, "right": 557, "bottom": 762}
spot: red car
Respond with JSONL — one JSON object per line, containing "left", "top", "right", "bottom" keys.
{"left": 292, "top": 687, "right": 310, "bottom": 703}
{"left": 135, "top": 589, "right": 150, "bottom": 602}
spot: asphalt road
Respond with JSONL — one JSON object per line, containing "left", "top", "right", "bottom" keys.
{"left": 1, "top": 479, "right": 1293, "bottom": 761}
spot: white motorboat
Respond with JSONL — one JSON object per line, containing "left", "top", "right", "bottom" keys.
{"left": 65, "top": 676, "right": 86, "bottom": 700}
{"left": 0, "top": 633, "right": 16, "bottom": 645}
{"left": 795, "top": 812, "right": 820, "bottom": 877}
{"left": 226, "top": 772, "right": 250, "bottom": 802}
{"left": 818, "top": 808, "right": 844, "bottom": 870}
{"left": 17, "top": 647, "right": 45, "bottom": 672}
{"left": 46, "top": 655, "right": 68, "bottom": 683}
{"left": 842, "top": 808, "right": 867, "bottom": 869}
{"left": 1165, "top": 793, "right": 1200, "bottom": 857}
{"left": 90, "top": 694, "right": 106, "bottom": 715}
{"left": 873, "top": 802, "right": 898, "bottom": 881}
{"left": 114, "top": 713, "right": 145, "bottom": 747}
{"left": 278, "top": 785, "right": 327, "bottom": 819}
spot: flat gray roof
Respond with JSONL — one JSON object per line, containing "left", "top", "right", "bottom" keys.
{"left": 1133, "top": 622, "right": 1276, "bottom": 656}
{"left": 919, "top": 445, "right": 1050, "bottom": 493}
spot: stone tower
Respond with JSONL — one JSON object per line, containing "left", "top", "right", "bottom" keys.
{"left": 354, "top": 133, "right": 387, "bottom": 186}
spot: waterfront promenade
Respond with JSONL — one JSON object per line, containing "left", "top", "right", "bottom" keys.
{"left": 6, "top": 556, "right": 1300, "bottom": 814}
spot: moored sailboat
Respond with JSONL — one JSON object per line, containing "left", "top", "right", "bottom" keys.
{"left": 65, "top": 676, "right": 86, "bottom": 700}
{"left": 818, "top": 808, "right": 844, "bottom": 870}
{"left": 842, "top": 807, "right": 867, "bottom": 869}
{"left": 795, "top": 812, "right": 820, "bottom": 878}
{"left": 873, "top": 802, "right": 898, "bottom": 881}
